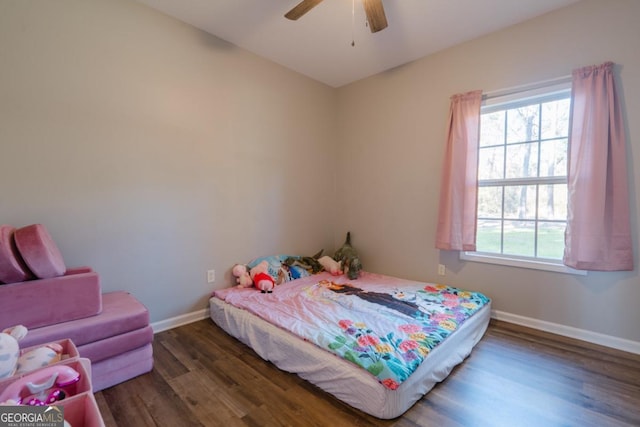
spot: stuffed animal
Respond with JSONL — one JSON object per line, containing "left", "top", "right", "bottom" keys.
{"left": 232, "top": 264, "right": 253, "bottom": 288}
{"left": 15, "top": 342, "right": 64, "bottom": 376}
{"left": 0, "top": 325, "right": 64, "bottom": 380}
{"left": 318, "top": 255, "right": 342, "bottom": 275}
{"left": 333, "top": 232, "right": 362, "bottom": 280}
{"left": 283, "top": 250, "right": 325, "bottom": 274}
{"left": 0, "top": 325, "right": 27, "bottom": 379}
{"left": 249, "top": 261, "right": 275, "bottom": 293}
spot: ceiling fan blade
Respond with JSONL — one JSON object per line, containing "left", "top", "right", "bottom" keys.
{"left": 363, "top": 0, "right": 388, "bottom": 33}
{"left": 285, "top": 0, "right": 324, "bottom": 21}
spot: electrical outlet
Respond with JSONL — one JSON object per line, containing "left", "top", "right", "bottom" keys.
{"left": 207, "top": 269, "right": 215, "bottom": 283}
{"left": 438, "top": 264, "right": 446, "bottom": 276}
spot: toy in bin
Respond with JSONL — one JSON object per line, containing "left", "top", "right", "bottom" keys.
{"left": 0, "top": 365, "right": 80, "bottom": 406}
{"left": 1, "top": 325, "right": 65, "bottom": 380}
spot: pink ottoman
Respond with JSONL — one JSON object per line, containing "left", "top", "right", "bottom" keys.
{"left": 20, "top": 291, "right": 149, "bottom": 347}
{"left": 13, "top": 224, "right": 66, "bottom": 280}
{"left": 19, "top": 291, "right": 154, "bottom": 391}
{"left": 92, "top": 344, "right": 154, "bottom": 391}
{"left": 0, "top": 267, "right": 102, "bottom": 330}
{"left": 0, "top": 225, "right": 33, "bottom": 283}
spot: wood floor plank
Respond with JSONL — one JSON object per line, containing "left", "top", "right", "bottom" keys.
{"left": 169, "top": 370, "right": 244, "bottom": 426}
{"left": 95, "top": 319, "right": 640, "bottom": 426}
{"left": 94, "top": 392, "right": 118, "bottom": 426}
{"left": 152, "top": 337, "right": 190, "bottom": 380}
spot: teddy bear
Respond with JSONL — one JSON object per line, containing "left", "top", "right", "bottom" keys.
{"left": 232, "top": 264, "right": 253, "bottom": 288}
{"left": 249, "top": 260, "right": 275, "bottom": 293}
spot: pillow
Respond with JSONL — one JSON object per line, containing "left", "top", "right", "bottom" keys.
{"left": 0, "top": 225, "right": 33, "bottom": 284}
{"left": 247, "top": 255, "right": 310, "bottom": 284}
{"left": 14, "top": 224, "right": 66, "bottom": 279}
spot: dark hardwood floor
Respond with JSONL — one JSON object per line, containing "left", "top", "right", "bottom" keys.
{"left": 95, "top": 319, "right": 640, "bottom": 426}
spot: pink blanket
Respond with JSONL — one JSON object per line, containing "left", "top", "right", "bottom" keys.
{"left": 214, "top": 271, "right": 490, "bottom": 389}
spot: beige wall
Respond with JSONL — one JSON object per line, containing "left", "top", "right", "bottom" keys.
{"left": 2, "top": 0, "right": 639, "bottom": 345}
{"left": 0, "top": 0, "right": 337, "bottom": 322}
{"left": 336, "top": 0, "right": 640, "bottom": 343}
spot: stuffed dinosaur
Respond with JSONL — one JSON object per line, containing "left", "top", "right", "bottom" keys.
{"left": 333, "top": 232, "right": 362, "bottom": 280}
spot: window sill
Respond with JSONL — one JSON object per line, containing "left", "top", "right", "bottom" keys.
{"left": 460, "top": 252, "right": 587, "bottom": 276}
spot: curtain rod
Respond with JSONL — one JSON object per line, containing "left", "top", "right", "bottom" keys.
{"left": 482, "top": 74, "right": 572, "bottom": 101}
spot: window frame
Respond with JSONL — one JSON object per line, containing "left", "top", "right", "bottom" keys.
{"left": 461, "top": 81, "right": 586, "bottom": 275}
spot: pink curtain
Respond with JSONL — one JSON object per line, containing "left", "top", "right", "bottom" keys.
{"left": 436, "top": 90, "right": 482, "bottom": 251}
{"left": 563, "top": 62, "right": 634, "bottom": 271}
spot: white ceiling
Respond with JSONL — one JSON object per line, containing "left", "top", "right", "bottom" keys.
{"left": 135, "top": 0, "right": 580, "bottom": 88}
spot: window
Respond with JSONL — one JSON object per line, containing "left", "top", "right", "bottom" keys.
{"left": 462, "top": 82, "right": 584, "bottom": 274}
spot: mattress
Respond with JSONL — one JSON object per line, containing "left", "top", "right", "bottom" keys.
{"left": 209, "top": 272, "right": 490, "bottom": 419}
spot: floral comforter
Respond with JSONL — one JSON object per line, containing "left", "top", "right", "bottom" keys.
{"left": 214, "top": 271, "right": 490, "bottom": 390}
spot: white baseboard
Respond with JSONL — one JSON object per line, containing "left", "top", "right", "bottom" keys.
{"left": 492, "top": 310, "right": 640, "bottom": 355}
{"left": 151, "top": 308, "right": 210, "bottom": 334}
{"left": 149, "top": 307, "right": 640, "bottom": 355}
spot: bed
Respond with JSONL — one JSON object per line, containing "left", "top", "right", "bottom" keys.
{"left": 209, "top": 269, "right": 490, "bottom": 419}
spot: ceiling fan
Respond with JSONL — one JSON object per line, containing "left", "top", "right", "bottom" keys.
{"left": 285, "top": 0, "right": 388, "bottom": 33}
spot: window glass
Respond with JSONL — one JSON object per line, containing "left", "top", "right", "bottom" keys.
{"left": 475, "top": 87, "right": 570, "bottom": 261}
{"left": 478, "top": 146, "right": 505, "bottom": 180}
{"left": 539, "top": 139, "right": 567, "bottom": 177}
{"left": 505, "top": 143, "right": 538, "bottom": 179}
{"left": 503, "top": 185, "right": 537, "bottom": 220}
{"left": 541, "top": 98, "right": 570, "bottom": 139}
{"left": 538, "top": 184, "right": 567, "bottom": 220}
{"left": 506, "top": 105, "right": 539, "bottom": 144}
{"left": 502, "top": 220, "right": 535, "bottom": 257}
{"left": 480, "top": 111, "right": 505, "bottom": 147}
